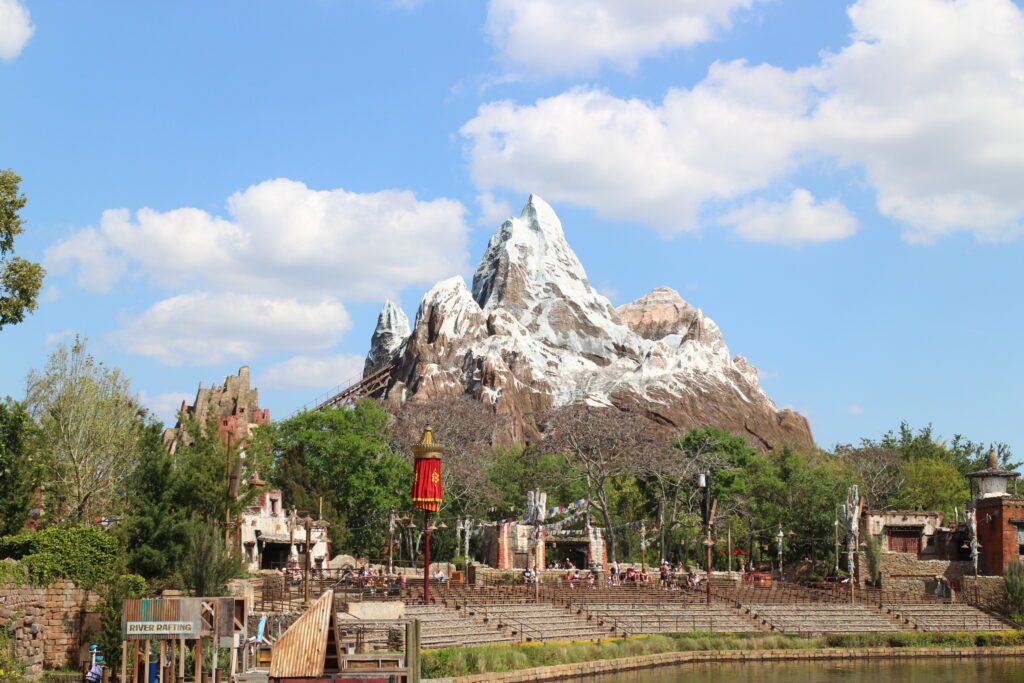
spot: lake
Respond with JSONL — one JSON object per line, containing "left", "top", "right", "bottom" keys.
{"left": 587, "top": 658, "right": 1024, "bottom": 682}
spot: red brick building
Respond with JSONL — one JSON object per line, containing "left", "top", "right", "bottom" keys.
{"left": 975, "top": 496, "right": 1024, "bottom": 574}
{"left": 968, "top": 448, "right": 1022, "bottom": 575}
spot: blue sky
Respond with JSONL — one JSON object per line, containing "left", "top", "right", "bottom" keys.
{"left": 1, "top": 0, "right": 1022, "bottom": 454}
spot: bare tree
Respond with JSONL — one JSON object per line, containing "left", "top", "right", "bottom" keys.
{"left": 646, "top": 430, "right": 739, "bottom": 561}
{"left": 541, "top": 405, "right": 668, "bottom": 563}
{"left": 24, "top": 336, "right": 145, "bottom": 523}
{"left": 389, "top": 395, "right": 506, "bottom": 517}
{"left": 834, "top": 445, "right": 905, "bottom": 510}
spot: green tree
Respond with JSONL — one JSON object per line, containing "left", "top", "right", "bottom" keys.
{"left": 179, "top": 520, "right": 242, "bottom": 596}
{"left": 259, "top": 401, "right": 412, "bottom": 559}
{"left": 120, "top": 418, "right": 256, "bottom": 582}
{"left": 0, "top": 398, "right": 38, "bottom": 536}
{"left": 0, "top": 170, "right": 44, "bottom": 330}
{"left": 25, "top": 337, "right": 147, "bottom": 523}
{"left": 894, "top": 458, "right": 969, "bottom": 518}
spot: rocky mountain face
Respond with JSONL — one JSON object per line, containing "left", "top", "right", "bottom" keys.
{"left": 365, "top": 195, "right": 814, "bottom": 452}
{"left": 364, "top": 298, "right": 410, "bottom": 376}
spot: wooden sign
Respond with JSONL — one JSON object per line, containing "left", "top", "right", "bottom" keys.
{"left": 125, "top": 621, "right": 196, "bottom": 637}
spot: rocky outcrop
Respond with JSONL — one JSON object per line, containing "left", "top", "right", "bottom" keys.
{"left": 161, "top": 366, "right": 270, "bottom": 453}
{"left": 366, "top": 195, "right": 814, "bottom": 452}
{"left": 364, "top": 298, "right": 411, "bottom": 375}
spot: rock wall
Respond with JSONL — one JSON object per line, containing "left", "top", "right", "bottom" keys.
{"left": 962, "top": 576, "right": 1012, "bottom": 616}
{"left": 0, "top": 579, "right": 99, "bottom": 678}
{"left": 863, "top": 551, "right": 972, "bottom": 593}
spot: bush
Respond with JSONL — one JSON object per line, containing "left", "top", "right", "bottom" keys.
{"left": 0, "top": 626, "right": 25, "bottom": 683}
{"left": 178, "top": 520, "right": 242, "bottom": 596}
{"left": 0, "top": 526, "right": 120, "bottom": 589}
{"left": 451, "top": 555, "right": 466, "bottom": 572}
{"left": 92, "top": 574, "right": 147, "bottom": 675}
{"left": 865, "top": 534, "right": 882, "bottom": 587}
{"left": 1004, "top": 560, "right": 1024, "bottom": 619}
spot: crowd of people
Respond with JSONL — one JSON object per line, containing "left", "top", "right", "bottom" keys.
{"left": 520, "top": 558, "right": 716, "bottom": 591}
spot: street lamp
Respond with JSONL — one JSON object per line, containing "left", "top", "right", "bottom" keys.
{"left": 412, "top": 424, "right": 444, "bottom": 605}
{"left": 697, "top": 472, "right": 715, "bottom": 605}
{"left": 776, "top": 525, "right": 784, "bottom": 582}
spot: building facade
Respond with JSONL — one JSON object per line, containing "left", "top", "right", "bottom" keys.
{"left": 239, "top": 490, "right": 330, "bottom": 572}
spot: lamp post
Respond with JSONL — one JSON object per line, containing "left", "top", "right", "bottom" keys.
{"left": 697, "top": 472, "right": 715, "bottom": 605}
{"left": 303, "top": 515, "right": 313, "bottom": 605}
{"left": 387, "top": 508, "right": 397, "bottom": 575}
{"left": 412, "top": 424, "right": 444, "bottom": 606}
{"left": 776, "top": 525, "right": 784, "bottom": 582}
{"left": 834, "top": 513, "right": 840, "bottom": 578}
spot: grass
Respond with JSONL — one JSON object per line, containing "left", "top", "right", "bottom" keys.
{"left": 421, "top": 630, "right": 1024, "bottom": 678}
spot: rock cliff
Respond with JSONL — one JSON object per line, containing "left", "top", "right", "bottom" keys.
{"left": 365, "top": 195, "right": 813, "bottom": 452}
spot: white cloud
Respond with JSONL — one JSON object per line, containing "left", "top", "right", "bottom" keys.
{"left": 111, "top": 293, "right": 351, "bottom": 366}
{"left": 44, "top": 329, "right": 76, "bottom": 347}
{"left": 464, "top": 0, "right": 1024, "bottom": 243}
{"left": 486, "top": 0, "right": 753, "bottom": 76}
{"left": 476, "top": 192, "right": 512, "bottom": 228}
{"left": 462, "top": 63, "right": 813, "bottom": 236}
{"left": 138, "top": 391, "right": 193, "bottom": 426}
{"left": 0, "top": 0, "right": 33, "bottom": 61}
{"left": 45, "top": 227, "right": 128, "bottom": 291}
{"left": 720, "top": 189, "right": 858, "bottom": 245}
{"left": 849, "top": 403, "right": 863, "bottom": 415}
{"left": 46, "top": 180, "right": 469, "bottom": 366}
{"left": 260, "top": 353, "right": 366, "bottom": 391}
{"left": 45, "top": 179, "right": 469, "bottom": 299}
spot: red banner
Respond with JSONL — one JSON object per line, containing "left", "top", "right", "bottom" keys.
{"left": 412, "top": 457, "right": 442, "bottom": 512}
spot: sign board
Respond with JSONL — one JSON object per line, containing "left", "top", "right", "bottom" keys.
{"left": 125, "top": 621, "right": 196, "bottom": 637}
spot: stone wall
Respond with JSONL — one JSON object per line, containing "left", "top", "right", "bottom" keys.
{"left": 961, "top": 575, "right": 1012, "bottom": 615}
{"left": 0, "top": 579, "right": 99, "bottom": 679}
{"left": 867, "top": 551, "right": 972, "bottom": 593}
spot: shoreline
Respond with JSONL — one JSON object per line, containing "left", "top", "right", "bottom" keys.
{"left": 424, "top": 645, "right": 1024, "bottom": 683}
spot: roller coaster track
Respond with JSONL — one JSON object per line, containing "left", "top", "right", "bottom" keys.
{"left": 299, "top": 363, "right": 394, "bottom": 413}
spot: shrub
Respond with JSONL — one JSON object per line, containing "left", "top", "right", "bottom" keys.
{"left": 451, "top": 555, "right": 466, "bottom": 572}
{"left": 178, "top": 520, "right": 242, "bottom": 596}
{"left": 865, "top": 534, "right": 883, "bottom": 587}
{"left": 0, "top": 626, "right": 25, "bottom": 683}
{"left": 1004, "top": 560, "right": 1024, "bottom": 619}
{"left": 92, "top": 574, "right": 147, "bottom": 675}
{"left": 0, "top": 526, "right": 120, "bottom": 589}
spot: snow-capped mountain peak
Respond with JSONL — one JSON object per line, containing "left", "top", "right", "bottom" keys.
{"left": 368, "top": 196, "right": 813, "bottom": 452}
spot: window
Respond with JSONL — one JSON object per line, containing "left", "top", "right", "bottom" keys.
{"left": 270, "top": 498, "right": 278, "bottom": 515}
{"left": 1017, "top": 525, "right": 1024, "bottom": 557}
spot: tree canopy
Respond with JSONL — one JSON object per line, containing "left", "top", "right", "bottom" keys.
{"left": 0, "top": 170, "right": 44, "bottom": 330}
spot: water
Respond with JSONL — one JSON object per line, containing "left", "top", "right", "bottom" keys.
{"left": 588, "top": 658, "right": 1024, "bottom": 683}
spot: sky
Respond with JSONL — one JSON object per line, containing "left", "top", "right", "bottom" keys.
{"left": 1, "top": 0, "right": 1023, "bottom": 455}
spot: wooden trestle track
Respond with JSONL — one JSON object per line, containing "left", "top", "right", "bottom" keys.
{"left": 310, "top": 363, "right": 393, "bottom": 412}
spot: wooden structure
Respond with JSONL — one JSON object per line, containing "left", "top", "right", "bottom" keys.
{"left": 268, "top": 590, "right": 416, "bottom": 683}
{"left": 120, "top": 597, "right": 247, "bottom": 683}
{"left": 312, "top": 364, "right": 392, "bottom": 412}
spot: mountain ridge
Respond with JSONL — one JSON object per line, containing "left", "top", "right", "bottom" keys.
{"left": 365, "top": 195, "right": 814, "bottom": 452}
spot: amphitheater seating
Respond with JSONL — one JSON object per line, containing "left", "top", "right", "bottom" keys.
{"left": 403, "top": 604, "right": 518, "bottom": 648}
{"left": 576, "top": 603, "right": 761, "bottom": 634}
{"left": 886, "top": 604, "right": 1016, "bottom": 632}
{"left": 745, "top": 604, "right": 903, "bottom": 634}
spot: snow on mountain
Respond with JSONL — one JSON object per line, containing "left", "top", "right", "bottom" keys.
{"left": 363, "top": 297, "right": 410, "bottom": 376}
{"left": 366, "top": 195, "right": 813, "bottom": 451}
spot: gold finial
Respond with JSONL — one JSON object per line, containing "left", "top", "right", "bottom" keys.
{"left": 988, "top": 446, "right": 999, "bottom": 469}
{"left": 412, "top": 423, "right": 444, "bottom": 458}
